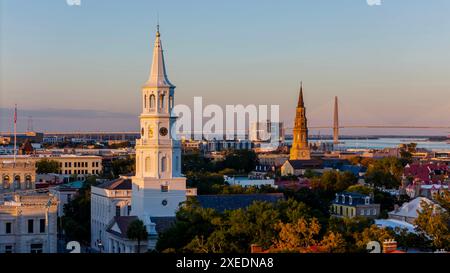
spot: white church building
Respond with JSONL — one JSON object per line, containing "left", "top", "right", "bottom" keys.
{"left": 90, "top": 26, "right": 187, "bottom": 253}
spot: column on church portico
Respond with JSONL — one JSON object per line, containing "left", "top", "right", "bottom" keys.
{"left": 110, "top": 239, "right": 115, "bottom": 253}
{"left": 116, "top": 241, "right": 120, "bottom": 253}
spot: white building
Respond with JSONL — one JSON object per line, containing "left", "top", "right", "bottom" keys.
{"left": 90, "top": 176, "right": 132, "bottom": 252}
{"left": 91, "top": 27, "right": 187, "bottom": 253}
{"left": 224, "top": 175, "right": 276, "bottom": 188}
{"left": 388, "top": 197, "right": 440, "bottom": 224}
{"left": 0, "top": 193, "right": 58, "bottom": 253}
{"left": 249, "top": 120, "right": 285, "bottom": 144}
{"left": 0, "top": 160, "right": 58, "bottom": 253}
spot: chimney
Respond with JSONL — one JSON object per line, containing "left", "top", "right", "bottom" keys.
{"left": 382, "top": 239, "right": 398, "bottom": 253}
{"left": 250, "top": 244, "right": 263, "bottom": 253}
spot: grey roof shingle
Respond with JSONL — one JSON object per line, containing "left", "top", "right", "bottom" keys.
{"left": 196, "top": 193, "right": 284, "bottom": 213}
{"left": 288, "top": 159, "right": 323, "bottom": 169}
{"left": 97, "top": 177, "right": 132, "bottom": 190}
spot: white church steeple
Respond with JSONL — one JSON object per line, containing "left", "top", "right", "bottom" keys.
{"left": 143, "top": 25, "right": 174, "bottom": 88}
{"left": 131, "top": 26, "right": 186, "bottom": 220}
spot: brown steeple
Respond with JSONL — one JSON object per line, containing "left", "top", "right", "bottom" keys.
{"left": 290, "top": 81, "right": 311, "bottom": 160}
{"left": 297, "top": 81, "right": 304, "bottom": 107}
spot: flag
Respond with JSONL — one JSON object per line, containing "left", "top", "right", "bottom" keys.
{"left": 14, "top": 104, "right": 17, "bottom": 124}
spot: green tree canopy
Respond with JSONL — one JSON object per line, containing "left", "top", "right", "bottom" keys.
{"left": 36, "top": 159, "right": 60, "bottom": 174}
{"left": 126, "top": 219, "right": 148, "bottom": 253}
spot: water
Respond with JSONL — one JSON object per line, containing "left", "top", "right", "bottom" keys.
{"left": 287, "top": 137, "right": 450, "bottom": 151}
{"left": 331, "top": 138, "right": 449, "bottom": 151}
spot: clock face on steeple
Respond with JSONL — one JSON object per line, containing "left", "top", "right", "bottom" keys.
{"left": 159, "top": 127, "right": 168, "bottom": 136}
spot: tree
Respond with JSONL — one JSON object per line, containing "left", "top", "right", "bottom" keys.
{"left": 273, "top": 217, "right": 320, "bottom": 252}
{"left": 320, "top": 232, "right": 346, "bottom": 253}
{"left": 365, "top": 157, "right": 403, "bottom": 189}
{"left": 62, "top": 176, "right": 99, "bottom": 244}
{"left": 354, "top": 225, "right": 394, "bottom": 252}
{"left": 36, "top": 159, "right": 60, "bottom": 174}
{"left": 327, "top": 216, "right": 374, "bottom": 252}
{"left": 126, "top": 219, "right": 149, "bottom": 253}
{"left": 415, "top": 199, "right": 450, "bottom": 250}
{"left": 394, "top": 227, "right": 430, "bottom": 251}
{"left": 346, "top": 184, "right": 373, "bottom": 195}
{"left": 156, "top": 199, "right": 220, "bottom": 252}
{"left": 219, "top": 150, "right": 258, "bottom": 173}
{"left": 111, "top": 156, "right": 135, "bottom": 178}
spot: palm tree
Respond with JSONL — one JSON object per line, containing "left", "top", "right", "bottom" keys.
{"left": 126, "top": 219, "right": 148, "bottom": 253}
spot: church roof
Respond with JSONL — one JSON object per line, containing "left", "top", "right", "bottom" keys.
{"left": 106, "top": 216, "right": 138, "bottom": 238}
{"left": 96, "top": 177, "right": 132, "bottom": 190}
{"left": 287, "top": 159, "right": 323, "bottom": 169}
{"left": 106, "top": 216, "right": 176, "bottom": 239}
{"left": 143, "top": 26, "right": 175, "bottom": 88}
{"left": 196, "top": 193, "right": 284, "bottom": 213}
{"left": 150, "top": 216, "right": 177, "bottom": 233}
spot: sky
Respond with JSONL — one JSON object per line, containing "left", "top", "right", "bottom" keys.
{"left": 1, "top": 0, "right": 449, "bottom": 136}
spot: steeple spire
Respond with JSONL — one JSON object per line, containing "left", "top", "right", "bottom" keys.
{"left": 297, "top": 81, "right": 304, "bottom": 107}
{"left": 144, "top": 26, "right": 174, "bottom": 88}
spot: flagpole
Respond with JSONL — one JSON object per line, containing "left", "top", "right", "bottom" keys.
{"left": 14, "top": 104, "right": 17, "bottom": 164}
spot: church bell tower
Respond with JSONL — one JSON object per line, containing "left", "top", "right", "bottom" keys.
{"left": 131, "top": 26, "right": 186, "bottom": 219}
{"left": 289, "top": 82, "right": 311, "bottom": 160}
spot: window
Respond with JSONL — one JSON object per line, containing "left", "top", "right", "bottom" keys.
{"left": 159, "top": 94, "right": 165, "bottom": 110}
{"left": 39, "top": 219, "right": 45, "bottom": 233}
{"left": 67, "top": 194, "right": 72, "bottom": 203}
{"left": 372, "top": 209, "right": 377, "bottom": 215}
{"left": 25, "top": 176, "right": 32, "bottom": 189}
{"left": 161, "top": 185, "right": 169, "bottom": 192}
{"left": 127, "top": 205, "right": 132, "bottom": 216}
{"left": 150, "top": 95, "right": 155, "bottom": 109}
{"left": 6, "top": 222, "right": 12, "bottom": 234}
{"left": 65, "top": 162, "right": 68, "bottom": 168}
{"left": 161, "top": 156, "right": 167, "bottom": 173}
{"left": 144, "top": 94, "right": 147, "bottom": 108}
{"left": 30, "top": 243, "right": 43, "bottom": 254}
{"left": 115, "top": 206, "right": 121, "bottom": 217}
{"left": 365, "top": 197, "right": 370, "bottom": 205}
{"left": 14, "top": 175, "right": 20, "bottom": 189}
{"left": 5, "top": 245, "right": 13, "bottom": 254}
{"left": 360, "top": 209, "right": 365, "bottom": 216}
{"left": 145, "top": 157, "right": 151, "bottom": 173}
{"left": 3, "top": 175, "right": 10, "bottom": 189}
{"left": 169, "top": 95, "right": 174, "bottom": 109}
{"left": 28, "top": 219, "right": 34, "bottom": 233}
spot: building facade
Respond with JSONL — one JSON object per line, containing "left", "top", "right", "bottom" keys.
{"left": 0, "top": 193, "right": 58, "bottom": 253}
{"left": 1, "top": 160, "right": 36, "bottom": 194}
{"left": 90, "top": 177, "right": 132, "bottom": 252}
{"left": 0, "top": 155, "right": 102, "bottom": 180}
{"left": 331, "top": 192, "right": 380, "bottom": 219}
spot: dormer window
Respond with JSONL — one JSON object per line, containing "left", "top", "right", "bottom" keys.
{"left": 349, "top": 196, "right": 353, "bottom": 205}
{"left": 365, "top": 197, "right": 370, "bottom": 205}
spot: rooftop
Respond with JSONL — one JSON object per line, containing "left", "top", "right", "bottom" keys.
{"left": 196, "top": 193, "right": 284, "bottom": 213}
{"left": 96, "top": 177, "right": 132, "bottom": 190}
